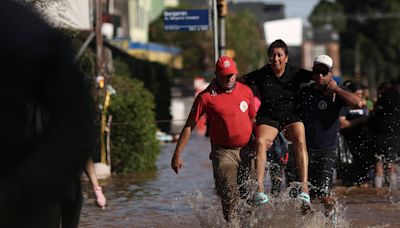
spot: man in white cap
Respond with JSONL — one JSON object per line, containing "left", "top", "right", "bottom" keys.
{"left": 296, "top": 55, "right": 364, "bottom": 217}
{"left": 171, "top": 56, "right": 256, "bottom": 222}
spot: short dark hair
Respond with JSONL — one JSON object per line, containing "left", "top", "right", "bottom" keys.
{"left": 345, "top": 81, "right": 362, "bottom": 93}
{"left": 377, "top": 81, "right": 392, "bottom": 95}
{"left": 268, "top": 39, "right": 289, "bottom": 57}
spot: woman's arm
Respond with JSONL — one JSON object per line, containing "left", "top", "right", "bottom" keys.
{"left": 85, "top": 159, "right": 107, "bottom": 209}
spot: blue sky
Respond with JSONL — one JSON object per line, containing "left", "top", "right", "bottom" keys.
{"left": 235, "top": 0, "right": 320, "bottom": 25}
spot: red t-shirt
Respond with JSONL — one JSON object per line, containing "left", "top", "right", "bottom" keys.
{"left": 188, "top": 82, "right": 255, "bottom": 148}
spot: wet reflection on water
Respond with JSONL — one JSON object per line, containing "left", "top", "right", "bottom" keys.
{"left": 80, "top": 133, "right": 400, "bottom": 227}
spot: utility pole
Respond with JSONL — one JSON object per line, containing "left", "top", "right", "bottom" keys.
{"left": 96, "top": 0, "right": 105, "bottom": 88}
{"left": 212, "top": 0, "right": 219, "bottom": 62}
{"left": 96, "top": 0, "right": 108, "bottom": 166}
{"left": 217, "top": 0, "right": 227, "bottom": 57}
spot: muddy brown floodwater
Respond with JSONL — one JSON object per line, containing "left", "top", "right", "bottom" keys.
{"left": 80, "top": 134, "right": 400, "bottom": 228}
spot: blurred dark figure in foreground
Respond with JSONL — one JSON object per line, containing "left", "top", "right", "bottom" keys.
{"left": 0, "top": 1, "right": 96, "bottom": 227}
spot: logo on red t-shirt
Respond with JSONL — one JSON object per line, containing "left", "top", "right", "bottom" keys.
{"left": 240, "top": 101, "right": 248, "bottom": 112}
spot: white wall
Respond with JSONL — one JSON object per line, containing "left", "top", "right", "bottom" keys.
{"left": 264, "top": 18, "right": 303, "bottom": 46}
{"left": 128, "top": 0, "right": 150, "bottom": 43}
{"left": 170, "top": 97, "right": 194, "bottom": 134}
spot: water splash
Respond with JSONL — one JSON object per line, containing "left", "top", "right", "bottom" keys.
{"left": 172, "top": 186, "right": 351, "bottom": 228}
{"left": 389, "top": 173, "right": 400, "bottom": 207}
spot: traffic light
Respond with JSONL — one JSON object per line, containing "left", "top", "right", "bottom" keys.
{"left": 217, "top": 0, "right": 227, "bottom": 17}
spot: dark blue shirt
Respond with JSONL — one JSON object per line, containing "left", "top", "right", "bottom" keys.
{"left": 297, "top": 83, "right": 347, "bottom": 151}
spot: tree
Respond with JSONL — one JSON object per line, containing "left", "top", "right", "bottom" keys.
{"left": 308, "top": 0, "right": 346, "bottom": 32}
{"left": 109, "top": 59, "right": 160, "bottom": 173}
{"left": 309, "top": 0, "right": 400, "bottom": 89}
{"left": 226, "top": 10, "right": 266, "bottom": 73}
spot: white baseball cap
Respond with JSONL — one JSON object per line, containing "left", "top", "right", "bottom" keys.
{"left": 314, "top": 55, "right": 333, "bottom": 70}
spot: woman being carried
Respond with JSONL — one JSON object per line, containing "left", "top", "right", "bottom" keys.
{"left": 239, "top": 39, "right": 313, "bottom": 208}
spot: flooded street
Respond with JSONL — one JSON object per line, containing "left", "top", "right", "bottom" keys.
{"left": 80, "top": 133, "right": 400, "bottom": 227}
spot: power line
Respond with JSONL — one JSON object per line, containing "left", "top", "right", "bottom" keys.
{"left": 105, "top": 119, "right": 187, "bottom": 126}
{"left": 311, "top": 12, "right": 400, "bottom": 22}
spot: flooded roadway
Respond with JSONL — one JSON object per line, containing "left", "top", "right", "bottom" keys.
{"left": 79, "top": 133, "right": 400, "bottom": 227}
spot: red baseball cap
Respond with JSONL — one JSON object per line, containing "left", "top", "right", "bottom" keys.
{"left": 215, "top": 56, "right": 238, "bottom": 77}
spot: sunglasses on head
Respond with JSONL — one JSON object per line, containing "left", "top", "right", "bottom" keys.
{"left": 312, "top": 67, "right": 330, "bottom": 77}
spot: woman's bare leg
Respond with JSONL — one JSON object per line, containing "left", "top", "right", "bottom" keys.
{"left": 255, "top": 124, "right": 279, "bottom": 192}
{"left": 375, "top": 161, "right": 384, "bottom": 187}
{"left": 389, "top": 162, "right": 397, "bottom": 189}
{"left": 284, "top": 122, "right": 309, "bottom": 193}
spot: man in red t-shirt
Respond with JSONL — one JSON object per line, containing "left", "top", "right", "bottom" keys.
{"left": 171, "top": 56, "right": 256, "bottom": 222}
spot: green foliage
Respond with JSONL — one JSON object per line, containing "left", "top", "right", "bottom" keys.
{"left": 308, "top": 0, "right": 346, "bottom": 32}
{"left": 226, "top": 10, "right": 266, "bottom": 73}
{"left": 109, "top": 61, "right": 160, "bottom": 173}
{"left": 110, "top": 52, "right": 175, "bottom": 132}
{"left": 309, "top": 0, "right": 400, "bottom": 86}
{"left": 64, "top": 34, "right": 162, "bottom": 173}
{"left": 67, "top": 31, "right": 97, "bottom": 91}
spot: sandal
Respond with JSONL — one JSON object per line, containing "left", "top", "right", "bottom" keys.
{"left": 254, "top": 192, "right": 269, "bottom": 205}
{"left": 297, "top": 192, "right": 310, "bottom": 204}
{"left": 297, "top": 192, "right": 312, "bottom": 215}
